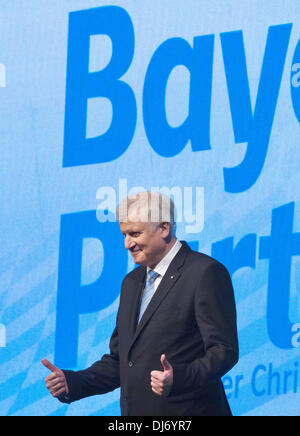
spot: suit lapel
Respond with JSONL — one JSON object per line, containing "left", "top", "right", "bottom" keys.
{"left": 125, "top": 267, "right": 146, "bottom": 342}
{"left": 128, "top": 241, "right": 190, "bottom": 352}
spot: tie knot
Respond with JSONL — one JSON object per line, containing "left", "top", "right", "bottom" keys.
{"left": 147, "top": 270, "right": 159, "bottom": 284}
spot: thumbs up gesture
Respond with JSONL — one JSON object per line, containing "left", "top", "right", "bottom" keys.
{"left": 150, "top": 354, "right": 173, "bottom": 397}
{"left": 41, "top": 358, "right": 69, "bottom": 398}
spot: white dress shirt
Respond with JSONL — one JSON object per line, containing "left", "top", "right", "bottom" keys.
{"left": 146, "top": 239, "right": 182, "bottom": 292}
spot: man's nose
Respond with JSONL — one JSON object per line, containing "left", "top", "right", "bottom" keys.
{"left": 124, "top": 235, "right": 135, "bottom": 250}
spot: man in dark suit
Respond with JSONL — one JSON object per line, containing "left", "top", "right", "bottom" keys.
{"left": 42, "top": 191, "right": 239, "bottom": 416}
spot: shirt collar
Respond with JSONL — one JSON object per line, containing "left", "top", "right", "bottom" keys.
{"left": 147, "top": 239, "right": 182, "bottom": 278}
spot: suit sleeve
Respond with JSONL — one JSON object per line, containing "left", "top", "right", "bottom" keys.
{"left": 58, "top": 316, "right": 120, "bottom": 404}
{"left": 170, "top": 261, "right": 239, "bottom": 395}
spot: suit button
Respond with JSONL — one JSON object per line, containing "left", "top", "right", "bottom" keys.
{"left": 128, "top": 361, "right": 133, "bottom": 367}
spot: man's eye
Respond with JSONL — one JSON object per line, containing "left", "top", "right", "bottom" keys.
{"left": 131, "top": 232, "right": 140, "bottom": 237}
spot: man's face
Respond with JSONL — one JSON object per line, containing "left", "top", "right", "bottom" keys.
{"left": 119, "top": 219, "right": 169, "bottom": 269}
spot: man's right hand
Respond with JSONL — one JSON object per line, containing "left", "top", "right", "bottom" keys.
{"left": 41, "top": 358, "right": 69, "bottom": 398}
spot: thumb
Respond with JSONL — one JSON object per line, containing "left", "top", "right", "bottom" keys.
{"left": 161, "top": 354, "right": 172, "bottom": 372}
{"left": 41, "top": 358, "right": 59, "bottom": 373}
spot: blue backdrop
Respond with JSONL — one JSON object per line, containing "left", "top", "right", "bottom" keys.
{"left": 0, "top": 0, "right": 299, "bottom": 416}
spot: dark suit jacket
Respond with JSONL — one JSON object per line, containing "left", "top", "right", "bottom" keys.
{"left": 60, "top": 241, "right": 239, "bottom": 416}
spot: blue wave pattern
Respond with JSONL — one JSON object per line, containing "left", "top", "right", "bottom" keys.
{"left": 0, "top": 230, "right": 121, "bottom": 416}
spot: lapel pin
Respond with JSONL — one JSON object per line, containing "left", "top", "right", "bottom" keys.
{"left": 170, "top": 275, "right": 174, "bottom": 279}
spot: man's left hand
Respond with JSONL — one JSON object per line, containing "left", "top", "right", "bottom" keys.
{"left": 151, "top": 354, "right": 173, "bottom": 397}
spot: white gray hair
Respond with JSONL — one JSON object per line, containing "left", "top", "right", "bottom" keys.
{"left": 116, "top": 191, "right": 176, "bottom": 234}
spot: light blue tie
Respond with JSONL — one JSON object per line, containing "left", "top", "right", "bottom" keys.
{"left": 138, "top": 270, "right": 160, "bottom": 324}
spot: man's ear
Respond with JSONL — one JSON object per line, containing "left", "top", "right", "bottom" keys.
{"left": 160, "top": 222, "right": 171, "bottom": 239}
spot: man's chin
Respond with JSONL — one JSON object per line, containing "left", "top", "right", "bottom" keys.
{"left": 131, "top": 251, "right": 146, "bottom": 266}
